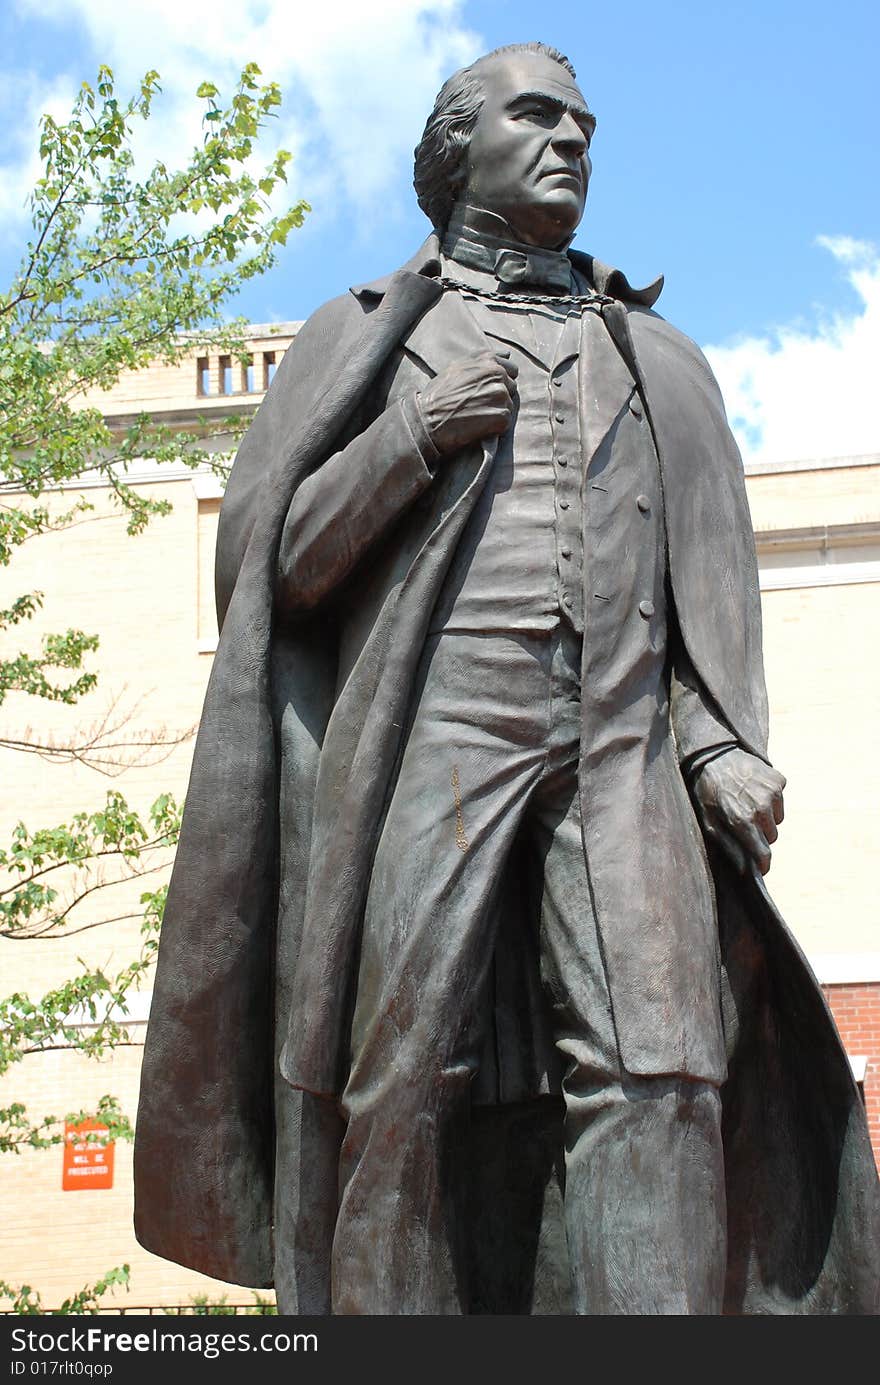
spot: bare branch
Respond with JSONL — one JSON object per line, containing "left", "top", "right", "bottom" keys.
{"left": 0, "top": 843, "right": 172, "bottom": 901}
{"left": 2, "top": 910, "right": 144, "bottom": 940}
{"left": 2, "top": 691, "right": 195, "bottom": 774}
{"left": 1, "top": 859, "right": 170, "bottom": 939}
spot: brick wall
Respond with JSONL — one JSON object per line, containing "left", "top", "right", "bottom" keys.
{"left": 825, "top": 982, "right": 880, "bottom": 1168}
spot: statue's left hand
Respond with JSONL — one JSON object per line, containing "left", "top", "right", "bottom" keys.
{"left": 692, "top": 748, "right": 786, "bottom": 876}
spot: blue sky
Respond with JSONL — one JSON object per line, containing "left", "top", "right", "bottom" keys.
{"left": 2, "top": 0, "right": 879, "bottom": 463}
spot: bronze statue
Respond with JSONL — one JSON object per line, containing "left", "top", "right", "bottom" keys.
{"left": 134, "top": 43, "right": 880, "bottom": 1314}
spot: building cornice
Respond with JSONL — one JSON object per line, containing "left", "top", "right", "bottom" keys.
{"left": 745, "top": 451, "right": 880, "bottom": 476}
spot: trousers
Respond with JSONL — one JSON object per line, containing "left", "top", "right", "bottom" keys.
{"left": 331, "top": 626, "right": 726, "bottom": 1314}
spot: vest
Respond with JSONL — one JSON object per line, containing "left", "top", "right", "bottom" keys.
{"left": 428, "top": 285, "right": 587, "bottom": 636}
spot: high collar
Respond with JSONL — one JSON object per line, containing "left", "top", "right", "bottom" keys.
{"left": 442, "top": 204, "right": 576, "bottom": 295}
{"left": 350, "top": 232, "right": 664, "bottom": 309}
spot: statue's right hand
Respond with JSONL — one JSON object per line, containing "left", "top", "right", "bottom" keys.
{"left": 417, "top": 351, "right": 518, "bottom": 456}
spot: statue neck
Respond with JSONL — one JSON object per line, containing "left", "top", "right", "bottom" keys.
{"left": 442, "top": 203, "right": 576, "bottom": 294}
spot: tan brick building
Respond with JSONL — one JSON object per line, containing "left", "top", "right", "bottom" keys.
{"left": 1, "top": 328, "right": 878, "bottom": 1311}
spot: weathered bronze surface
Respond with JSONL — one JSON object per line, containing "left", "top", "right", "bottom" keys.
{"left": 134, "top": 43, "right": 880, "bottom": 1314}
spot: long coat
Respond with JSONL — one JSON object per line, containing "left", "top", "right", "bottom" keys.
{"left": 134, "top": 237, "right": 880, "bottom": 1313}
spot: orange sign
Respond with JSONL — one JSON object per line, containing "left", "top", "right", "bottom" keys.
{"left": 62, "top": 1119, "right": 115, "bottom": 1191}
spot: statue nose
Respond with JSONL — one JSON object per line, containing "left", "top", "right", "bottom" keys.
{"left": 554, "top": 113, "right": 588, "bottom": 153}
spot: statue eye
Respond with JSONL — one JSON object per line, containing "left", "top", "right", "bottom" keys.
{"left": 514, "top": 103, "right": 554, "bottom": 123}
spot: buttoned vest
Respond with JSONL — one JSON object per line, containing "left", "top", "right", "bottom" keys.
{"left": 428, "top": 289, "right": 589, "bottom": 636}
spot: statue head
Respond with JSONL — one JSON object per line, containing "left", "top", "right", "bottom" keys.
{"left": 414, "top": 42, "right": 595, "bottom": 249}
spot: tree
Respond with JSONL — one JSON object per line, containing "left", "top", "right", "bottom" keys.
{"left": 0, "top": 62, "right": 307, "bottom": 1311}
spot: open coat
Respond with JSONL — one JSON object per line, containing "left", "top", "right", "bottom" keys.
{"left": 134, "top": 238, "right": 880, "bottom": 1313}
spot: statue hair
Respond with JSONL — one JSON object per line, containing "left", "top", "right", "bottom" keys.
{"left": 413, "top": 42, "right": 586, "bottom": 233}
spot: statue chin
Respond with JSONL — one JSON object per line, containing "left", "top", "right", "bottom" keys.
{"left": 491, "top": 199, "right": 585, "bottom": 250}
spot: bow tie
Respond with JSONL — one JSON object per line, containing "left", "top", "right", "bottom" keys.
{"left": 441, "top": 228, "right": 575, "bottom": 295}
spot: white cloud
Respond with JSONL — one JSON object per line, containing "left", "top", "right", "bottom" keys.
{"left": 4, "top": 0, "right": 481, "bottom": 231}
{"left": 0, "top": 71, "right": 79, "bottom": 234}
{"left": 704, "top": 237, "right": 880, "bottom": 466}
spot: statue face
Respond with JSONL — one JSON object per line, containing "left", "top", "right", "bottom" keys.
{"left": 461, "top": 52, "right": 593, "bottom": 248}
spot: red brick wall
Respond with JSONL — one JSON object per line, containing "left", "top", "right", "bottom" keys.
{"left": 824, "top": 982, "right": 880, "bottom": 1168}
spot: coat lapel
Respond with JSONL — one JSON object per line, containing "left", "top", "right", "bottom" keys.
{"left": 579, "top": 307, "right": 636, "bottom": 467}
{"left": 399, "top": 283, "right": 492, "bottom": 377}
{"left": 355, "top": 243, "right": 638, "bottom": 464}
{"left": 351, "top": 233, "right": 489, "bottom": 381}
{"left": 396, "top": 267, "right": 636, "bottom": 464}
{"left": 478, "top": 312, "right": 542, "bottom": 367}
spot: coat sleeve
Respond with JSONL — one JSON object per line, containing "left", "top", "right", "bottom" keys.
{"left": 670, "top": 640, "right": 739, "bottom": 775}
{"left": 276, "top": 392, "right": 439, "bottom": 614}
{"left": 215, "top": 292, "right": 371, "bottom": 628}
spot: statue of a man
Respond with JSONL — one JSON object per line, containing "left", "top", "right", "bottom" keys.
{"left": 134, "top": 42, "right": 880, "bottom": 1315}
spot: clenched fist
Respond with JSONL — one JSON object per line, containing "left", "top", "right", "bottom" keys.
{"left": 692, "top": 747, "right": 786, "bottom": 876}
{"left": 417, "top": 351, "right": 518, "bottom": 455}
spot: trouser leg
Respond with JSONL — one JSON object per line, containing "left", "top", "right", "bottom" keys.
{"left": 528, "top": 633, "right": 727, "bottom": 1314}
{"left": 331, "top": 634, "right": 550, "bottom": 1315}
{"left": 562, "top": 1073, "right": 726, "bottom": 1314}
{"left": 331, "top": 624, "right": 727, "bottom": 1315}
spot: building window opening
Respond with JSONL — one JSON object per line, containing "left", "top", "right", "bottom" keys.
{"left": 220, "top": 355, "right": 233, "bottom": 395}
{"left": 197, "top": 357, "right": 210, "bottom": 396}
{"left": 244, "top": 356, "right": 255, "bottom": 393}
{"left": 263, "top": 353, "right": 277, "bottom": 390}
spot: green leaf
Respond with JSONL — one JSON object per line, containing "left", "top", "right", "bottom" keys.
{"left": 0, "top": 66, "right": 306, "bottom": 1312}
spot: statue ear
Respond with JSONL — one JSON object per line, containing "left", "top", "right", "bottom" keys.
{"left": 437, "top": 158, "right": 467, "bottom": 233}
{"left": 449, "top": 155, "right": 467, "bottom": 196}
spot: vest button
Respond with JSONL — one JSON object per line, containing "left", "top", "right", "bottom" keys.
{"left": 557, "top": 457, "right": 568, "bottom": 467}
{"left": 559, "top": 499, "right": 570, "bottom": 510}
{"left": 555, "top": 413, "right": 566, "bottom": 423}
{"left": 629, "top": 397, "right": 643, "bottom": 419}
{"left": 636, "top": 494, "right": 651, "bottom": 513}
{"left": 561, "top": 547, "right": 572, "bottom": 560}
{"left": 639, "top": 599, "right": 655, "bottom": 619}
